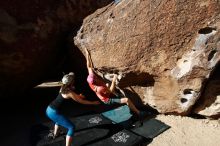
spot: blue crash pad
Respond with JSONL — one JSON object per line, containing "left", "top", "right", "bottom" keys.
{"left": 101, "top": 105, "right": 133, "bottom": 124}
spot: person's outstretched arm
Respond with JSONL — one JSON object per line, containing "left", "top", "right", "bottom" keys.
{"left": 77, "top": 96, "right": 100, "bottom": 105}
{"left": 69, "top": 91, "right": 100, "bottom": 105}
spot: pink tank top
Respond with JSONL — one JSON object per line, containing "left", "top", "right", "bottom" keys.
{"left": 87, "top": 72, "right": 110, "bottom": 102}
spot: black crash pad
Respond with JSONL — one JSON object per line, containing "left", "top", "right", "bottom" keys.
{"left": 30, "top": 124, "right": 65, "bottom": 146}
{"left": 72, "top": 124, "right": 131, "bottom": 146}
{"left": 36, "top": 135, "right": 65, "bottom": 146}
{"left": 31, "top": 109, "right": 169, "bottom": 146}
{"left": 70, "top": 113, "right": 142, "bottom": 146}
{"left": 131, "top": 118, "right": 170, "bottom": 139}
{"left": 87, "top": 129, "right": 143, "bottom": 146}
{"left": 70, "top": 113, "right": 113, "bottom": 131}
{"left": 31, "top": 119, "right": 142, "bottom": 146}
{"left": 31, "top": 114, "right": 125, "bottom": 146}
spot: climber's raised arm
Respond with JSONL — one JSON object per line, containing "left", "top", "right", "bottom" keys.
{"left": 109, "top": 74, "right": 117, "bottom": 93}
{"left": 85, "top": 48, "right": 94, "bottom": 74}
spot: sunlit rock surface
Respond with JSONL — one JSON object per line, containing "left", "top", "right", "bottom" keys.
{"left": 74, "top": 0, "right": 220, "bottom": 115}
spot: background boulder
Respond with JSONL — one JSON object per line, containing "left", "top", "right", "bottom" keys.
{"left": 0, "top": 0, "right": 112, "bottom": 97}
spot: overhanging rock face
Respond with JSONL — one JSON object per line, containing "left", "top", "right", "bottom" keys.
{"left": 74, "top": 0, "right": 220, "bottom": 115}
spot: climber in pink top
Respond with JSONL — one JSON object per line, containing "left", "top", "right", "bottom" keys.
{"left": 85, "top": 48, "right": 145, "bottom": 117}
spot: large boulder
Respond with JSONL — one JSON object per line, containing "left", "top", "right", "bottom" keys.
{"left": 193, "top": 66, "right": 220, "bottom": 118}
{"left": 0, "top": 0, "right": 112, "bottom": 97}
{"left": 74, "top": 0, "right": 220, "bottom": 115}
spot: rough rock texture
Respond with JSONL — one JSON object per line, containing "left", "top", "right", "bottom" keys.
{"left": 74, "top": 0, "right": 220, "bottom": 115}
{"left": 0, "top": 0, "right": 112, "bottom": 97}
{"left": 193, "top": 66, "right": 220, "bottom": 118}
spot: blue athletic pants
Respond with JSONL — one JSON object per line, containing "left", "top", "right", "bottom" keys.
{"left": 46, "top": 106, "right": 75, "bottom": 136}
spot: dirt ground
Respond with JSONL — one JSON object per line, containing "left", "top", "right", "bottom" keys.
{"left": 148, "top": 115, "right": 220, "bottom": 146}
